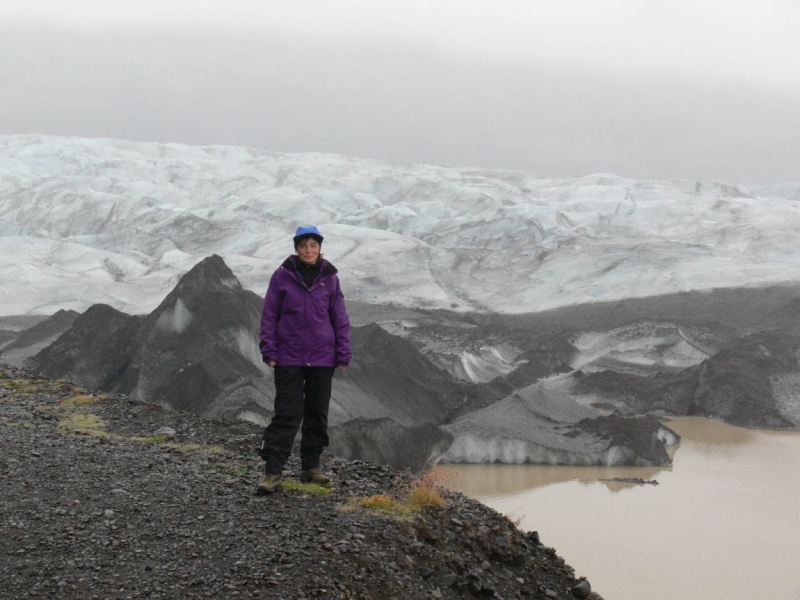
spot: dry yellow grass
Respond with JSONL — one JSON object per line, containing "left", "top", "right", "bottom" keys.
{"left": 360, "top": 494, "right": 408, "bottom": 515}
{"left": 58, "top": 413, "right": 109, "bottom": 437}
{"left": 60, "top": 394, "right": 107, "bottom": 409}
{"left": 406, "top": 483, "right": 446, "bottom": 509}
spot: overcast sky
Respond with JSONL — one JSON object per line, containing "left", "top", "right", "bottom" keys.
{"left": 3, "top": 0, "right": 800, "bottom": 183}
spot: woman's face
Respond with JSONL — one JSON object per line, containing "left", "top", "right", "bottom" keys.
{"left": 296, "top": 238, "right": 321, "bottom": 264}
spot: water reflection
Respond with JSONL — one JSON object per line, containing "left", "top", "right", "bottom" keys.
{"left": 444, "top": 462, "right": 672, "bottom": 496}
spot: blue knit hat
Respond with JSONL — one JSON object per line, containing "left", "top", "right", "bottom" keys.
{"left": 293, "top": 226, "right": 323, "bottom": 246}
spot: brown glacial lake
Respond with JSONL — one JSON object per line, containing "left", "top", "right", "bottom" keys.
{"left": 442, "top": 417, "right": 800, "bottom": 600}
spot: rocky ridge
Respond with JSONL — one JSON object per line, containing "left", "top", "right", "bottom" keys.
{"left": 19, "top": 255, "right": 679, "bottom": 470}
{"left": 1, "top": 365, "right": 601, "bottom": 600}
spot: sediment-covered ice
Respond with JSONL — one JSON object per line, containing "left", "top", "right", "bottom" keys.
{"left": 441, "top": 382, "right": 676, "bottom": 466}
{"left": 570, "top": 322, "right": 715, "bottom": 375}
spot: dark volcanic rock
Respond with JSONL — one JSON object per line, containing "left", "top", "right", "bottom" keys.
{"left": 330, "top": 417, "right": 454, "bottom": 471}
{"left": 0, "top": 365, "right": 597, "bottom": 600}
{"left": 124, "top": 254, "right": 267, "bottom": 414}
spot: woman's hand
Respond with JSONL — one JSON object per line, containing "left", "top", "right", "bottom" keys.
{"left": 267, "top": 360, "right": 276, "bottom": 368}
{"left": 338, "top": 365, "right": 347, "bottom": 371}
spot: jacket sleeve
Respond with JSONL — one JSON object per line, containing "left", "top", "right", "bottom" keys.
{"left": 329, "top": 275, "right": 352, "bottom": 366}
{"left": 259, "top": 271, "right": 283, "bottom": 363}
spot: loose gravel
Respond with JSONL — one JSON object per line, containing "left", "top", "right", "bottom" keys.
{"left": 1, "top": 365, "right": 602, "bottom": 600}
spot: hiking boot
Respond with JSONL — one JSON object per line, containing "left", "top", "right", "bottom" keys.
{"left": 256, "top": 474, "right": 283, "bottom": 494}
{"left": 299, "top": 468, "right": 331, "bottom": 486}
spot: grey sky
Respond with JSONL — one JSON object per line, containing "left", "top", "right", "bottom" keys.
{"left": 3, "top": 0, "right": 800, "bottom": 183}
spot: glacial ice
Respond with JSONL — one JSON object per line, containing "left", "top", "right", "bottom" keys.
{"left": 2, "top": 134, "right": 800, "bottom": 316}
{"left": 449, "top": 345, "right": 523, "bottom": 383}
{"left": 440, "top": 434, "right": 640, "bottom": 467}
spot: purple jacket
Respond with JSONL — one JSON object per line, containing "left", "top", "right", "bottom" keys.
{"left": 259, "top": 256, "right": 352, "bottom": 367}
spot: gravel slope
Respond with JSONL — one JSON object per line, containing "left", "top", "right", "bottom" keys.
{"left": 1, "top": 365, "right": 601, "bottom": 600}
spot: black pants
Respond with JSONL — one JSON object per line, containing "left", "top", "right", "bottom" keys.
{"left": 259, "top": 366, "right": 335, "bottom": 475}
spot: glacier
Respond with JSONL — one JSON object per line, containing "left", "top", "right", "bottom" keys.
{"left": 2, "top": 134, "right": 800, "bottom": 316}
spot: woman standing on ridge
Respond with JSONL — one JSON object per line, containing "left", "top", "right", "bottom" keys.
{"left": 256, "top": 226, "right": 352, "bottom": 494}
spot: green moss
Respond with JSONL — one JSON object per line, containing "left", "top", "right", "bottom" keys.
{"left": 226, "top": 465, "right": 249, "bottom": 476}
{"left": 282, "top": 478, "right": 331, "bottom": 496}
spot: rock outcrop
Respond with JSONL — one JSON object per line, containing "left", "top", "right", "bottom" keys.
{"left": 26, "top": 256, "right": 269, "bottom": 415}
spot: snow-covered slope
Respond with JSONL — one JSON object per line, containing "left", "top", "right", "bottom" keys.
{"left": 2, "top": 134, "right": 800, "bottom": 315}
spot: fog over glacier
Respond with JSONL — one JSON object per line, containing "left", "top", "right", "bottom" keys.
{"left": 1, "top": 134, "right": 799, "bottom": 317}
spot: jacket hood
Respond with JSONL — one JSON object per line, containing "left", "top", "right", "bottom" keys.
{"left": 281, "top": 255, "right": 338, "bottom": 275}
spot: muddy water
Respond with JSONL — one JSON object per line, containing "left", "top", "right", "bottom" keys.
{"left": 442, "top": 417, "right": 800, "bottom": 600}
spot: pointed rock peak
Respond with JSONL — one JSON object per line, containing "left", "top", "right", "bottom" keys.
{"left": 172, "top": 255, "right": 244, "bottom": 297}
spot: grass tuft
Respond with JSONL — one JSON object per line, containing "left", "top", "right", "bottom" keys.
{"left": 359, "top": 494, "right": 408, "bottom": 515}
{"left": 132, "top": 434, "right": 169, "bottom": 444}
